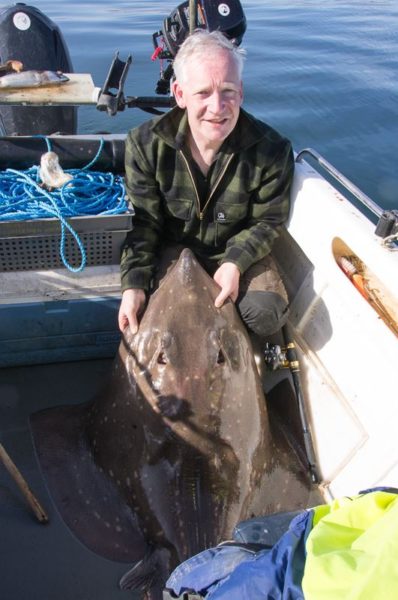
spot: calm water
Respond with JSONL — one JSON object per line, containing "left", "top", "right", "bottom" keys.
{"left": 2, "top": 0, "right": 398, "bottom": 211}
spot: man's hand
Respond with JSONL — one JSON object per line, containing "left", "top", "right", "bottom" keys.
{"left": 118, "top": 288, "right": 146, "bottom": 334}
{"left": 213, "top": 262, "right": 241, "bottom": 308}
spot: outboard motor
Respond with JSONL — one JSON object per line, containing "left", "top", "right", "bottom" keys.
{"left": 0, "top": 3, "right": 77, "bottom": 135}
{"left": 152, "top": 0, "right": 247, "bottom": 95}
{"left": 161, "top": 0, "right": 246, "bottom": 57}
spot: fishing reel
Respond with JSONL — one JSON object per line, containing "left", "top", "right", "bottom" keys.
{"left": 264, "top": 332, "right": 320, "bottom": 484}
{"left": 152, "top": 0, "right": 247, "bottom": 95}
{"left": 263, "top": 341, "right": 300, "bottom": 372}
{"left": 263, "top": 342, "right": 289, "bottom": 371}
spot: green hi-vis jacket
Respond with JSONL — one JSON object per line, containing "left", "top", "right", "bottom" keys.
{"left": 120, "top": 106, "right": 294, "bottom": 292}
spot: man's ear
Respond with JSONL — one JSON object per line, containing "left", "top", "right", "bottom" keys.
{"left": 172, "top": 80, "right": 186, "bottom": 108}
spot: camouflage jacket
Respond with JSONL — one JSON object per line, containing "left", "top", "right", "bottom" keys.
{"left": 121, "top": 106, "right": 294, "bottom": 292}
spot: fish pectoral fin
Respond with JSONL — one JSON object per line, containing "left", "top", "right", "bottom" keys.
{"left": 119, "top": 547, "right": 173, "bottom": 595}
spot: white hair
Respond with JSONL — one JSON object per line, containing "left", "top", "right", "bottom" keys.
{"left": 173, "top": 29, "right": 246, "bottom": 82}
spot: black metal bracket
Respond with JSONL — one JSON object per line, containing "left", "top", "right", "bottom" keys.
{"left": 96, "top": 52, "right": 176, "bottom": 115}
{"left": 125, "top": 94, "right": 175, "bottom": 115}
{"left": 96, "top": 52, "right": 132, "bottom": 116}
{"left": 375, "top": 209, "right": 398, "bottom": 239}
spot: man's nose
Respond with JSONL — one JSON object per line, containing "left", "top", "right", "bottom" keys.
{"left": 208, "top": 91, "right": 224, "bottom": 112}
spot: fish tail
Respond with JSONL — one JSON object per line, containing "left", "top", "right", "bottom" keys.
{"left": 119, "top": 547, "right": 165, "bottom": 595}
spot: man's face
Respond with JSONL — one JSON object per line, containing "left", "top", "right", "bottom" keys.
{"left": 172, "top": 49, "right": 243, "bottom": 150}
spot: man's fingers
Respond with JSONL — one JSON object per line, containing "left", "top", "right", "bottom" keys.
{"left": 118, "top": 312, "right": 126, "bottom": 332}
{"left": 214, "top": 289, "right": 229, "bottom": 308}
{"left": 118, "top": 311, "right": 139, "bottom": 334}
{"left": 118, "top": 288, "right": 146, "bottom": 333}
{"left": 213, "top": 262, "right": 240, "bottom": 308}
{"left": 118, "top": 312, "right": 139, "bottom": 335}
{"left": 129, "top": 315, "right": 139, "bottom": 334}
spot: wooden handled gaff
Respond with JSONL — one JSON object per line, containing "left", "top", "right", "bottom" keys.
{"left": 0, "top": 442, "right": 48, "bottom": 524}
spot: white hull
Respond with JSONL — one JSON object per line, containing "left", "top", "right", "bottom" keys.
{"left": 277, "top": 157, "right": 398, "bottom": 498}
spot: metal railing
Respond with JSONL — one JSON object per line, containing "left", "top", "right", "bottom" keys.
{"left": 295, "top": 147, "right": 383, "bottom": 219}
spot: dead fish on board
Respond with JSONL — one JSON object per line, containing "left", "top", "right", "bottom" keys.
{"left": 39, "top": 151, "right": 73, "bottom": 189}
{"left": 30, "top": 248, "right": 315, "bottom": 600}
{"left": 0, "top": 69, "right": 69, "bottom": 89}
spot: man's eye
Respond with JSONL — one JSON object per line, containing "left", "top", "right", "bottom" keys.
{"left": 223, "top": 89, "right": 238, "bottom": 98}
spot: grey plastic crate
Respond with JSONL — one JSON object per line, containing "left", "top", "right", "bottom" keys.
{"left": 0, "top": 212, "right": 133, "bottom": 271}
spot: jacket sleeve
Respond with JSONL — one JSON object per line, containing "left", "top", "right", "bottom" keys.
{"left": 221, "top": 139, "right": 294, "bottom": 274}
{"left": 120, "top": 128, "right": 163, "bottom": 292}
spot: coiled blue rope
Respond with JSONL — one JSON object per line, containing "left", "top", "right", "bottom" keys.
{"left": 0, "top": 137, "right": 128, "bottom": 272}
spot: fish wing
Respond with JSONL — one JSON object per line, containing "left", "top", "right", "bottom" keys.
{"left": 30, "top": 401, "right": 150, "bottom": 564}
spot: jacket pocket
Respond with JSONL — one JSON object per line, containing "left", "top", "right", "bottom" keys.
{"left": 164, "top": 197, "right": 194, "bottom": 221}
{"left": 214, "top": 200, "right": 249, "bottom": 246}
{"left": 214, "top": 200, "right": 248, "bottom": 223}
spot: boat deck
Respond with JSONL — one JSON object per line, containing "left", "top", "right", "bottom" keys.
{"left": 0, "top": 352, "right": 322, "bottom": 600}
{"left": 0, "top": 358, "right": 141, "bottom": 600}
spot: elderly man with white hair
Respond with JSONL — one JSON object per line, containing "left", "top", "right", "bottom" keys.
{"left": 119, "top": 29, "right": 294, "bottom": 339}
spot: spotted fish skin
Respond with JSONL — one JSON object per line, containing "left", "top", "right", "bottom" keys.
{"left": 85, "top": 250, "right": 270, "bottom": 569}
{"left": 31, "top": 248, "right": 316, "bottom": 600}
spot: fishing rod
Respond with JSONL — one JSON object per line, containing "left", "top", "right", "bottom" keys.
{"left": 264, "top": 325, "right": 321, "bottom": 485}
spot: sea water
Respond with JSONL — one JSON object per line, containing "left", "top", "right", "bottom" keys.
{"left": 3, "top": 0, "right": 398, "bottom": 211}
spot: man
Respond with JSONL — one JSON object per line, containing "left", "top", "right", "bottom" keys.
{"left": 118, "top": 29, "right": 294, "bottom": 338}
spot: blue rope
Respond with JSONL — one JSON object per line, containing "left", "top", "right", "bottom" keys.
{"left": 0, "top": 138, "right": 128, "bottom": 273}
{"left": 32, "top": 134, "right": 52, "bottom": 152}
{"left": 81, "top": 137, "right": 104, "bottom": 171}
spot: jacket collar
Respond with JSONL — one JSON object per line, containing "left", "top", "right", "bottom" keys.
{"left": 151, "top": 106, "right": 269, "bottom": 154}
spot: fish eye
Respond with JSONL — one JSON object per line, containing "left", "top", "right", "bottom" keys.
{"left": 157, "top": 351, "right": 168, "bottom": 365}
{"left": 216, "top": 349, "right": 225, "bottom": 365}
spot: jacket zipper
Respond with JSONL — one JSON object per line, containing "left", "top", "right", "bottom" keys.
{"left": 179, "top": 150, "right": 234, "bottom": 220}
{"left": 179, "top": 150, "right": 202, "bottom": 219}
